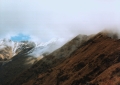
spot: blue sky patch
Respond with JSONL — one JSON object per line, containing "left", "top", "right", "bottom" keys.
{"left": 11, "top": 33, "right": 30, "bottom": 42}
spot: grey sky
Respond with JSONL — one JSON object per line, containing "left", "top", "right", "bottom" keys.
{"left": 0, "top": 0, "right": 120, "bottom": 41}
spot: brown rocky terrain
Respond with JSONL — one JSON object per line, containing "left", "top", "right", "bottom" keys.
{"left": 8, "top": 34, "right": 91, "bottom": 85}
{"left": 9, "top": 32, "right": 120, "bottom": 85}
{"left": 1, "top": 32, "right": 120, "bottom": 85}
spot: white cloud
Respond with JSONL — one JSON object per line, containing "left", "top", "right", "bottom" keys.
{"left": 0, "top": 0, "right": 120, "bottom": 41}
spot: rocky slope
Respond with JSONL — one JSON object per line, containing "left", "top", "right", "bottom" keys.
{"left": 0, "top": 38, "right": 63, "bottom": 61}
{"left": 0, "top": 38, "right": 65, "bottom": 85}
{"left": 0, "top": 41, "right": 37, "bottom": 85}
{"left": 0, "top": 39, "right": 35, "bottom": 61}
{"left": 10, "top": 32, "right": 120, "bottom": 85}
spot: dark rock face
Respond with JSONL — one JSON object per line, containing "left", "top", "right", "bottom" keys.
{"left": 0, "top": 42, "right": 38, "bottom": 85}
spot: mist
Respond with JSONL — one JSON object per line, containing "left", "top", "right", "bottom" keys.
{"left": 0, "top": 0, "right": 120, "bottom": 42}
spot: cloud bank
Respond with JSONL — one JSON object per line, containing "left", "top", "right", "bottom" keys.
{"left": 0, "top": 0, "right": 120, "bottom": 42}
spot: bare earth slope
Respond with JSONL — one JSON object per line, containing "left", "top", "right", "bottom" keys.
{"left": 10, "top": 33, "right": 120, "bottom": 85}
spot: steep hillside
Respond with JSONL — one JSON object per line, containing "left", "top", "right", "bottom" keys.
{"left": 91, "top": 62, "right": 120, "bottom": 85}
{"left": 0, "top": 45, "right": 40, "bottom": 85}
{"left": 0, "top": 37, "right": 70, "bottom": 85}
{"left": 9, "top": 34, "right": 91, "bottom": 85}
{"left": 10, "top": 33, "right": 120, "bottom": 85}
{"left": 0, "top": 40, "right": 38, "bottom": 85}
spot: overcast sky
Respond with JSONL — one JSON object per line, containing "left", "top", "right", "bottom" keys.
{"left": 0, "top": 0, "right": 120, "bottom": 42}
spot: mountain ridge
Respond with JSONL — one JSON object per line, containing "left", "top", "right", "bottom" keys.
{"left": 0, "top": 38, "right": 66, "bottom": 85}
{"left": 10, "top": 32, "right": 120, "bottom": 85}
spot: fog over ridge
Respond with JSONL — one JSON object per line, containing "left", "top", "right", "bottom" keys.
{"left": 0, "top": 0, "right": 120, "bottom": 42}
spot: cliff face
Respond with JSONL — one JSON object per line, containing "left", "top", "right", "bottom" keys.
{"left": 10, "top": 33, "right": 120, "bottom": 85}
